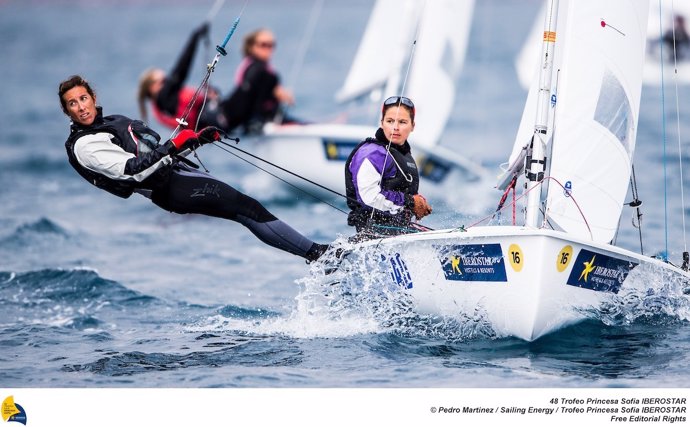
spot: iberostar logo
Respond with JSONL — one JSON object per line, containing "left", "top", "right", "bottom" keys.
{"left": 566, "top": 249, "right": 638, "bottom": 293}
{"left": 438, "top": 243, "right": 507, "bottom": 282}
{"left": 2, "top": 396, "right": 27, "bottom": 425}
{"left": 578, "top": 254, "right": 597, "bottom": 282}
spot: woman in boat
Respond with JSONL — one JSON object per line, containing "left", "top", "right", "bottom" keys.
{"left": 345, "top": 96, "right": 433, "bottom": 238}
{"left": 219, "top": 28, "right": 298, "bottom": 134}
{"left": 138, "top": 22, "right": 221, "bottom": 130}
{"left": 61, "top": 75, "right": 329, "bottom": 262}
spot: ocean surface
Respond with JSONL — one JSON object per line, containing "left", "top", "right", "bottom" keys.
{"left": 2, "top": 0, "right": 690, "bottom": 393}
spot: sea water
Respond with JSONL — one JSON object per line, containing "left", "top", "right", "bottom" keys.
{"left": 2, "top": 0, "right": 690, "bottom": 394}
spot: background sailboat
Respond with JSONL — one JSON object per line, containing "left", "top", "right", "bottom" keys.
{"left": 316, "top": 0, "right": 690, "bottom": 342}
{"left": 239, "top": 0, "right": 489, "bottom": 211}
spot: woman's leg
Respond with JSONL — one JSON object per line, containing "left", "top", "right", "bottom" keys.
{"left": 153, "top": 166, "right": 327, "bottom": 260}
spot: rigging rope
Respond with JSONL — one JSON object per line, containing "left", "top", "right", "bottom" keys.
{"left": 668, "top": 0, "right": 689, "bottom": 260}
{"left": 211, "top": 138, "right": 435, "bottom": 234}
{"left": 212, "top": 138, "right": 352, "bottom": 213}
{"left": 470, "top": 176, "right": 593, "bottom": 240}
{"left": 658, "top": 0, "right": 670, "bottom": 261}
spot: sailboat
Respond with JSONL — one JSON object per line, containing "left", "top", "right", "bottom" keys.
{"left": 318, "top": 0, "right": 690, "bottom": 341}
{"left": 240, "top": 0, "right": 488, "bottom": 205}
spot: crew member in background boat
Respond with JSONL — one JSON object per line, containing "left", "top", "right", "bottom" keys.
{"left": 345, "top": 96, "right": 432, "bottom": 239}
{"left": 138, "top": 22, "right": 221, "bottom": 130}
{"left": 662, "top": 14, "right": 690, "bottom": 61}
{"left": 60, "top": 75, "right": 330, "bottom": 263}
{"left": 219, "top": 28, "right": 300, "bottom": 135}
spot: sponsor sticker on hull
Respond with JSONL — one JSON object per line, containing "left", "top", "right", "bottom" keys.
{"left": 438, "top": 243, "right": 507, "bottom": 282}
{"left": 417, "top": 155, "right": 451, "bottom": 183}
{"left": 386, "top": 252, "right": 413, "bottom": 289}
{"left": 566, "top": 249, "right": 638, "bottom": 293}
{"left": 323, "top": 139, "right": 358, "bottom": 161}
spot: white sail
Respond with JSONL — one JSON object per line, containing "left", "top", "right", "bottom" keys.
{"left": 405, "top": 0, "right": 475, "bottom": 150}
{"left": 336, "top": 0, "right": 475, "bottom": 150}
{"left": 514, "top": 1, "right": 548, "bottom": 91}
{"left": 335, "top": 0, "right": 418, "bottom": 103}
{"left": 542, "top": 0, "right": 649, "bottom": 243}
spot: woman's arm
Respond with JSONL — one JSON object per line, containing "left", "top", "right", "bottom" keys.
{"left": 74, "top": 133, "right": 173, "bottom": 182}
{"left": 157, "top": 23, "right": 209, "bottom": 113}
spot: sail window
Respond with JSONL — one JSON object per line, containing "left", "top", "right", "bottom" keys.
{"left": 593, "top": 70, "right": 634, "bottom": 156}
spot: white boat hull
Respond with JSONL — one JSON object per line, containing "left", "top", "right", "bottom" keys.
{"left": 334, "top": 226, "right": 690, "bottom": 341}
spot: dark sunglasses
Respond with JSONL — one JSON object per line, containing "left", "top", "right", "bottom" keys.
{"left": 382, "top": 96, "right": 415, "bottom": 113}
{"left": 255, "top": 41, "right": 276, "bottom": 49}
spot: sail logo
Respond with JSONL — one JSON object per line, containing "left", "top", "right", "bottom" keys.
{"left": 323, "top": 139, "right": 358, "bottom": 161}
{"left": 566, "top": 249, "right": 637, "bottom": 293}
{"left": 564, "top": 180, "right": 572, "bottom": 197}
{"left": 386, "top": 252, "right": 413, "bottom": 289}
{"left": 438, "top": 244, "right": 507, "bottom": 282}
{"left": 1, "top": 396, "right": 27, "bottom": 426}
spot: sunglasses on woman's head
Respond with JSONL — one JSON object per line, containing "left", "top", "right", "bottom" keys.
{"left": 383, "top": 96, "right": 415, "bottom": 113}
{"left": 383, "top": 96, "right": 414, "bottom": 108}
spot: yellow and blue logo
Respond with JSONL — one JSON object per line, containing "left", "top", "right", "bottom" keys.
{"left": 323, "top": 139, "right": 358, "bottom": 161}
{"left": 438, "top": 243, "right": 507, "bottom": 282}
{"left": 416, "top": 155, "right": 451, "bottom": 183}
{"left": 2, "top": 396, "right": 27, "bottom": 426}
{"left": 566, "top": 249, "right": 637, "bottom": 293}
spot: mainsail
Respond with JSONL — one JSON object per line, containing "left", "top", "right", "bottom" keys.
{"left": 405, "top": 0, "right": 475, "bottom": 150}
{"left": 509, "top": 0, "right": 649, "bottom": 243}
{"left": 335, "top": 0, "right": 417, "bottom": 104}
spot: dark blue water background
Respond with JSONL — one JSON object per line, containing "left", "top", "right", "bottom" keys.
{"left": 1, "top": 0, "right": 689, "bottom": 387}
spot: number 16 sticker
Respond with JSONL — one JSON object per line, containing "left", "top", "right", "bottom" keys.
{"left": 556, "top": 245, "right": 573, "bottom": 272}
{"left": 508, "top": 243, "right": 523, "bottom": 272}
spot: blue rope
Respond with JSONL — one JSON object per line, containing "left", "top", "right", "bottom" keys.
{"left": 658, "top": 0, "right": 669, "bottom": 261}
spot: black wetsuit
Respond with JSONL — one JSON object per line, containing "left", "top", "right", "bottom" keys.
{"left": 65, "top": 108, "right": 326, "bottom": 260}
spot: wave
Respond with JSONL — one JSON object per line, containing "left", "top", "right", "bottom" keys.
{"left": 0, "top": 268, "right": 153, "bottom": 306}
{"left": 60, "top": 335, "right": 298, "bottom": 378}
{"left": 9, "top": 217, "right": 68, "bottom": 236}
{"left": 0, "top": 217, "right": 70, "bottom": 250}
{"left": 0, "top": 268, "right": 161, "bottom": 333}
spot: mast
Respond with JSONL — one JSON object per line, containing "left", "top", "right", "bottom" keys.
{"left": 525, "top": 0, "right": 559, "bottom": 227}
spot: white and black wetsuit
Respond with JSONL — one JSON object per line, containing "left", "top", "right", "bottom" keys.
{"left": 65, "top": 108, "right": 326, "bottom": 260}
